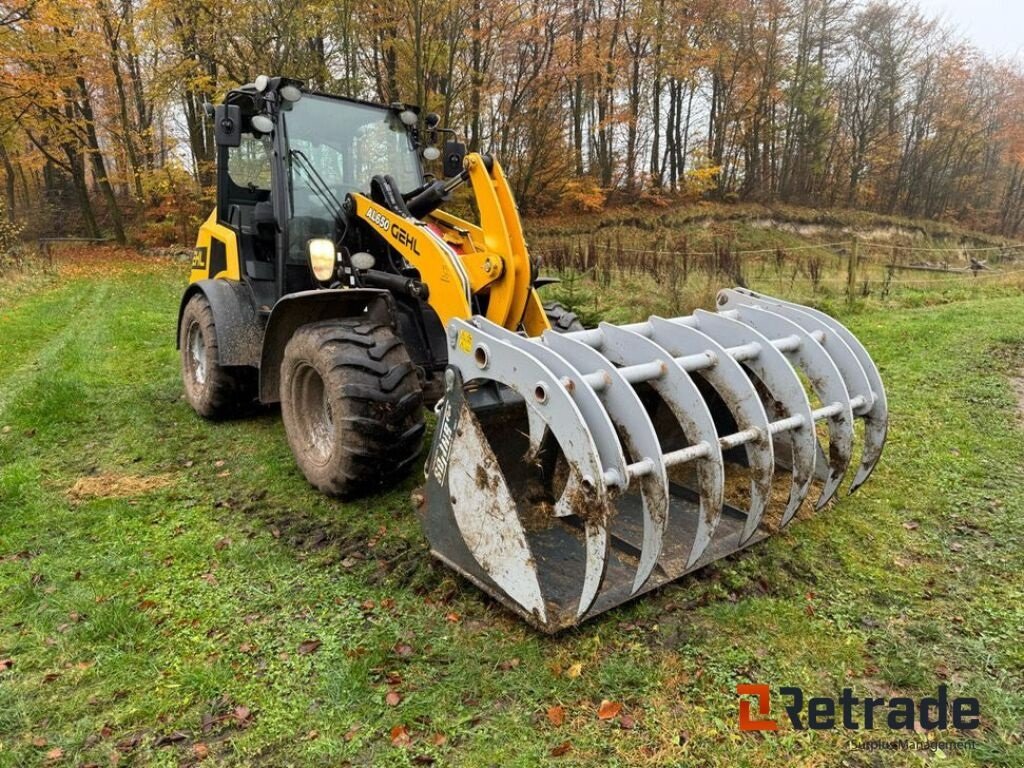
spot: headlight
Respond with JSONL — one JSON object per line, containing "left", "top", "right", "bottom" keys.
{"left": 307, "top": 238, "right": 337, "bottom": 282}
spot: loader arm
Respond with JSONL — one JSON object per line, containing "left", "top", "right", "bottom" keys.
{"left": 350, "top": 153, "right": 550, "bottom": 335}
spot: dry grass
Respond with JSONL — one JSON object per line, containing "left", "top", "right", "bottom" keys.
{"left": 67, "top": 473, "right": 173, "bottom": 502}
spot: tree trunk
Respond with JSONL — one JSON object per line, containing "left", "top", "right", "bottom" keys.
{"left": 76, "top": 77, "right": 126, "bottom": 243}
{"left": 0, "top": 145, "right": 16, "bottom": 220}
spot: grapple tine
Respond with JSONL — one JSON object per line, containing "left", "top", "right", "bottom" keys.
{"left": 647, "top": 317, "right": 775, "bottom": 554}
{"left": 580, "top": 516, "right": 609, "bottom": 619}
{"left": 597, "top": 323, "right": 724, "bottom": 572}
{"left": 693, "top": 310, "right": 817, "bottom": 536}
{"left": 719, "top": 289, "right": 888, "bottom": 493}
{"left": 728, "top": 305, "right": 855, "bottom": 513}
{"left": 524, "top": 407, "right": 548, "bottom": 458}
{"left": 543, "top": 331, "right": 671, "bottom": 596}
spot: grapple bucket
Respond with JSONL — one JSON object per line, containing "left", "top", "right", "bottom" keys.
{"left": 419, "top": 288, "right": 888, "bottom": 632}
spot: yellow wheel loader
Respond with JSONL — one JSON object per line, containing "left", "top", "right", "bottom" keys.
{"left": 178, "top": 76, "right": 888, "bottom": 632}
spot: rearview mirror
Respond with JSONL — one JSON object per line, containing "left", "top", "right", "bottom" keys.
{"left": 214, "top": 104, "right": 241, "bottom": 147}
{"left": 443, "top": 140, "right": 467, "bottom": 178}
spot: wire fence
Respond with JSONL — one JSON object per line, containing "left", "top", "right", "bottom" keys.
{"left": 534, "top": 234, "right": 1024, "bottom": 302}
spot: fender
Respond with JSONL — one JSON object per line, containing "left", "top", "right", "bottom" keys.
{"left": 177, "top": 279, "right": 261, "bottom": 367}
{"left": 258, "top": 288, "right": 397, "bottom": 403}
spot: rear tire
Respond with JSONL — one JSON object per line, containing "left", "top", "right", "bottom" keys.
{"left": 543, "top": 301, "right": 585, "bottom": 333}
{"left": 279, "top": 319, "right": 425, "bottom": 497}
{"left": 179, "top": 293, "right": 256, "bottom": 419}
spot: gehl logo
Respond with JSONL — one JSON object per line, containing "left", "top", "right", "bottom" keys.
{"left": 737, "top": 684, "right": 980, "bottom": 732}
{"left": 365, "top": 206, "right": 421, "bottom": 255}
{"left": 431, "top": 399, "right": 457, "bottom": 485}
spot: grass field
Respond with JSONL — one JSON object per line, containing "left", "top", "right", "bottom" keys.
{"left": 1, "top": 245, "right": 1023, "bottom": 767}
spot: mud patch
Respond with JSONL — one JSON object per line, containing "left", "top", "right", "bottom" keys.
{"left": 1013, "top": 377, "right": 1024, "bottom": 420}
{"left": 67, "top": 473, "right": 173, "bottom": 501}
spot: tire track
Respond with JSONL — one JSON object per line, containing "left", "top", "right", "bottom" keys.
{"left": 0, "top": 282, "right": 112, "bottom": 421}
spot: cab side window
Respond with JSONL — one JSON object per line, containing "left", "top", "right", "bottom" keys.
{"left": 227, "top": 134, "right": 272, "bottom": 191}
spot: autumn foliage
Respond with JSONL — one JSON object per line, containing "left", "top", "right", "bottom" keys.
{"left": 1, "top": 0, "right": 1023, "bottom": 239}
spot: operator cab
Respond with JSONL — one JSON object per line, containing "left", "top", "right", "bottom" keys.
{"left": 213, "top": 78, "right": 427, "bottom": 302}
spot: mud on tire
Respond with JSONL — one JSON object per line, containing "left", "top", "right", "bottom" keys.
{"left": 279, "top": 319, "right": 425, "bottom": 498}
{"left": 543, "top": 301, "right": 585, "bottom": 333}
{"left": 180, "top": 293, "right": 257, "bottom": 419}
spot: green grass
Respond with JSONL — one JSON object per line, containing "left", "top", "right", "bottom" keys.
{"left": 1, "top": 250, "right": 1023, "bottom": 767}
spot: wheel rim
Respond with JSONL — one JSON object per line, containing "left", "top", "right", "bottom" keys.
{"left": 187, "top": 321, "right": 207, "bottom": 386}
{"left": 292, "top": 363, "right": 334, "bottom": 467}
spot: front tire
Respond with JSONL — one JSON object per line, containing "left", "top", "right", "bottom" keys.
{"left": 543, "top": 301, "right": 585, "bottom": 333}
{"left": 279, "top": 319, "right": 425, "bottom": 497}
{"left": 179, "top": 293, "right": 256, "bottom": 419}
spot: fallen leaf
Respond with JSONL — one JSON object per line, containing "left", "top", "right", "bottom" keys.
{"left": 298, "top": 639, "right": 321, "bottom": 655}
{"left": 902, "top": 521, "right": 919, "bottom": 530}
{"left": 193, "top": 743, "right": 209, "bottom": 760}
{"left": 214, "top": 537, "right": 232, "bottom": 551}
{"left": 214, "top": 460, "right": 225, "bottom": 468}
{"left": 42, "top": 672, "right": 61, "bottom": 683}
{"left": 412, "top": 756, "right": 435, "bottom": 765}
{"left": 154, "top": 731, "right": 188, "bottom": 747}
{"left": 238, "top": 642, "right": 255, "bottom": 654}
{"left": 445, "top": 612, "right": 461, "bottom": 623}
{"left": 270, "top": 527, "right": 281, "bottom": 539}
{"left": 304, "top": 730, "right": 319, "bottom": 740}
{"left": 390, "top": 725, "right": 411, "bottom": 746}
{"left": 386, "top": 691, "right": 402, "bottom": 706}
{"left": 550, "top": 741, "right": 572, "bottom": 757}
{"left": 44, "top": 747, "right": 64, "bottom": 761}
{"left": 360, "top": 599, "right": 375, "bottom": 612}
{"left": 394, "top": 643, "right": 414, "bottom": 658}
{"left": 566, "top": 662, "right": 582, "bottom": 678}
{"left": 547, "top": 705, "right": 565, "bottom": 726}
{"left": 116, "top": 733, "right": 141, "bottom": 752}
{"left": 344, "top": 724, "right": 360, "bottom": 741}
{"left": 431, "top": 733, "right": 447, "bottom": 746}
{"left": 597, "top": 700, "right": 622, "bottom": 720}
{"left": 32, "top": 736, "right": 47, "bottom": 747}
{"left": 234, "top": 706, "right": 252, "bottom": 725}
{"left": 0, "top": 658, "right": 12, "bottom": 671}
{"left": 950, "top": 541, "right": 964, "bottom": 552}
{"left": 619, "top": 713, "right": 635, "bottom": 730}
{"left": 498, "top": 658, "right": 520, "bottom": 671}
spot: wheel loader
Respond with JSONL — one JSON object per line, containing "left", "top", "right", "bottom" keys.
{"left": 178, "top": 76, "right": 888, "bottom": 632}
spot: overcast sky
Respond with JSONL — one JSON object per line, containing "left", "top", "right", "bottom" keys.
{"left": 914, "top": 0, "right": 1023, "bottom": 59}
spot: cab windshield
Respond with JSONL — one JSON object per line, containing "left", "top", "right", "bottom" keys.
{"left": 283, "top": 95, "right": 422, "bottom": 221}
